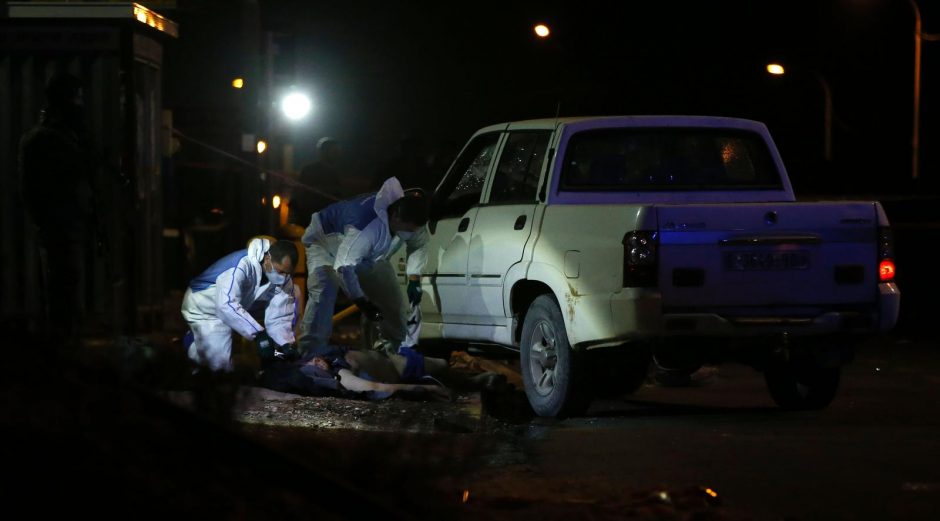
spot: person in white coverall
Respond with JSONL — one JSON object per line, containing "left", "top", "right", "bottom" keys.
{"left": 181, "top": 238, "right": 300, "bottom": 372}
{"left": 298, "top": 177, "right": 430, "bottom": 360}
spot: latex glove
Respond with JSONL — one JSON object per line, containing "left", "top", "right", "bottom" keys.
{"left": 255, "top": 331, "right": 275, "bottom": 363}
{"left": 406, "top": 279, "right": 422, "bottom": 306}
{"left": 275, "top": 342, "right": 299, "bottom": 362}
{"left": 354, "top": 298, "right": 384, "bottom": 322}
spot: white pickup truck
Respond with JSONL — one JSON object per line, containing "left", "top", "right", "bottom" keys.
{"left": 389, "top": 115, "right": 900, "bottom": 417}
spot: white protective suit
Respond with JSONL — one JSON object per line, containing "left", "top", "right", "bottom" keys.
{"left": 299, "top": 177, "right": 428, "bottom": 355}
{"left": 181, "top": 238, "right": 297, "bottom": 371}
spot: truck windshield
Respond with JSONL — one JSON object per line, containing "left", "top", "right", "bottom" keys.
{"left": 560, "top": 128, "right": 782, "bottom": 191}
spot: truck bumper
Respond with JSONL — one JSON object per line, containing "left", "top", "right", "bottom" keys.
{"left": 571, "top": 283, "right": 900, "bottom": 349}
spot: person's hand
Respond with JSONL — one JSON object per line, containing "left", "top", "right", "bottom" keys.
{"left": 254, "top": 331, "right": 275, "bottom": 363}
{"left": 275, "top": 342, "right": 299, "bottom": 362}
{"left": 354, "top": 298, "right": 384, "bottom": 322}
{"left": 406, "top": 278, "right": 422, "bottom": 306}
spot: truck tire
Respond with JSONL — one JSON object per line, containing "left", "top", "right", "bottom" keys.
{"left": 520, "top": 294, "right": 592, "bottom": 417}
{"left": 764, "top": 362, "right": 840, "bottom": 410}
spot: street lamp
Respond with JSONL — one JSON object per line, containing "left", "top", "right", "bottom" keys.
{"left": 766, "top": 63, "right": 833, "bottom": 162}
{"left": 911, "top": 0, "right": 923, "bottom": 180}
{"left": 534, "top": 23, "right": 551, "bottom": 38}
{"left": 908, "top": 1, "right": 940, "bottom": 179}
{"left": 280, "top": 91, "right": 312, "bottom": 121}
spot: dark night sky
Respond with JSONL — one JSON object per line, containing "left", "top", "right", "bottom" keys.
{"left": 165, "top": 0, "right": 940, "bottom": 195}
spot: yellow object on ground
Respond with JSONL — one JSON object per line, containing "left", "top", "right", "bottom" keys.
{"left": 332, "top": 304, "right": 359, "bottom": 322}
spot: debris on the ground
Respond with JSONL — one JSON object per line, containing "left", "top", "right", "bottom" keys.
{"left": 450, "top": 350, "right": 524, "bottom": 388}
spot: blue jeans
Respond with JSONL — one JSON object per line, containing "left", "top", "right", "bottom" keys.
{"left": 299, "top": 260, "right": 413, "bottom": 357}
{"left": 298, "top": 266, "right": 340, "bottom": 358}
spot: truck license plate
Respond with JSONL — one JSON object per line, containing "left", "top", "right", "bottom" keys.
{"left": 725, "top": 251, "right": 810, "bottom": 271}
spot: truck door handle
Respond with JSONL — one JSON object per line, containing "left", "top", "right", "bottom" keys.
{"left": 458, "top": 217, "right": 470, "bottom": 232}
{"left": 514, "top": 215, "right": 527, "bottom": 230}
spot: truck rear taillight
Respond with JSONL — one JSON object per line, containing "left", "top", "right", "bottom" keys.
{"left": 878, "top": 226, "right": 895, "bottom": 282}
{"left": 623, "top": 230, "right": 658, "bottom": 287}
{"left": 879, "top": 260, "right": 896, "bottom": 282}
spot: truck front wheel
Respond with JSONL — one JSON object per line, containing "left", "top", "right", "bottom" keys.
{"left": 764, "top": 362, "right": 840, "bottom": 410}
{"left": 520, "top": 295, "right": 592, "bottom": 418}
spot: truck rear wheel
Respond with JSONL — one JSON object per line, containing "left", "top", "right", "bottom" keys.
{"left": 520, "top": 295, "right": 592, "bottom": 418}
{"left": 764, "top": 362, "right": 840, "bottom": 410}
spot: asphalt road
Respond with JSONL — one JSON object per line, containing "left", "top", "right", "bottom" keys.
{"left": 464, "top": 333, "right": 940, "bottom": 520}
{"left": 7, "top": 325, "right": 934, "bottom": 520}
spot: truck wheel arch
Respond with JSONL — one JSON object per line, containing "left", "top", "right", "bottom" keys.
{"left": 510, "top": 277, "right": 571, "bottom": 346}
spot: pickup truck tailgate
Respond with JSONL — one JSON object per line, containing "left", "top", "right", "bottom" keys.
{"left": 657, "top": 203, "right": 878, "bottom": 308}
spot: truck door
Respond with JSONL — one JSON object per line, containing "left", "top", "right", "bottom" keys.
{"left": 465, "top": 130, "right": 552, "bottom": 324}
{"left": 420, "top": 132, "right": 502, "bottom": 324}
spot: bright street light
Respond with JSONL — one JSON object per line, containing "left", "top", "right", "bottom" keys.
{"left": 232, "top": 77, "right": 244, "bottom": 89}
{"left": 280, "top": 91, "right": 312, "bottom": 121}
{"left": 256, "top": 139, "right": 267, "bottom": 154}
{"left": 766, "top": 63, "right": 785, "bottom": 75}
{"left": 272, "top": 194, "right": 282, "bottom": 209}
{"left": 534, "top": 24, "right": 550, "bottom": 38}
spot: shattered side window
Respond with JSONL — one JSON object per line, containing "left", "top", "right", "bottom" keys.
{"left": 434, "top": 133, "right": 499, "bottom": 218}
{"left": 489, "top": 131, "right": 550, "bottom": 204}
{"left": 560, "top": 128, "right": 782, "bottom": 191}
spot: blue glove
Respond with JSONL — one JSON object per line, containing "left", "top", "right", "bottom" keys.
{"left": 406, "top": 279, "right": 422, "bottom": 306}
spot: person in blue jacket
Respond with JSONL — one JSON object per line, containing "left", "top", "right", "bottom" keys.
{"left": 298, "top": 177, "right": 430, "bottom": 359}
{"left": 181, "top": 238, "right": 299, "bottom": 372}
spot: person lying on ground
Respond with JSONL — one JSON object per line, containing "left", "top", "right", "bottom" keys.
{"left": 258, "top": 345, "right": 506, "bottom": 401}
{"left": 257, "top": 346, "right": 448, "bottom": 401}
{"left": 309, "top": 354, "right": 451, "bottom": 401}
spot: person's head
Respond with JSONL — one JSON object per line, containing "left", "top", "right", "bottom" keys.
{"left": 317, "top": 137, "right": 340, "bottom": 164}
{"left": 263, "top": 240, "right": 298, "bottom": 280}
{"left": 45, "top": 72, "right": 83, "bottom": 109}
{"left": 309, "top": 356, "right": 332, "bottom": 372}
{"left": 43, "top": 72, "right": 84, "bottom": 127}
{"left": 387, "top": 188, "right": 430, "bottom": 235}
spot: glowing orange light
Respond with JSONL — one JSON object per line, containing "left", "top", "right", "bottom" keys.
{"left": 879, "top": 259, "right": 895, "bottom": 281}
{"left": 766, "top": 63, "right": 785, "bottom": 75}
{"left": 462, "top": 490, "right": 470, "bottom": 503}
{"left": 261, "top": 197, "right": 267, "bottom": 206}
{"left": 704, "top": 488, "right": 718, "bottom": 498}
{"left": 130, "top": 5, "right": 178, "bottom": 37}
{"left": 232, "top": 78, "right": 244, "bottom": 89}
{"left": 534, "top": 24, "right": 550, "bottom": 38}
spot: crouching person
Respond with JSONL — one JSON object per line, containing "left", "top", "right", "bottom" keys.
{"left": 298, "top": 176, "right": 430, "bottom": 358}
{"left": 181, "top": 238, "right": 299, "bottom": 372}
